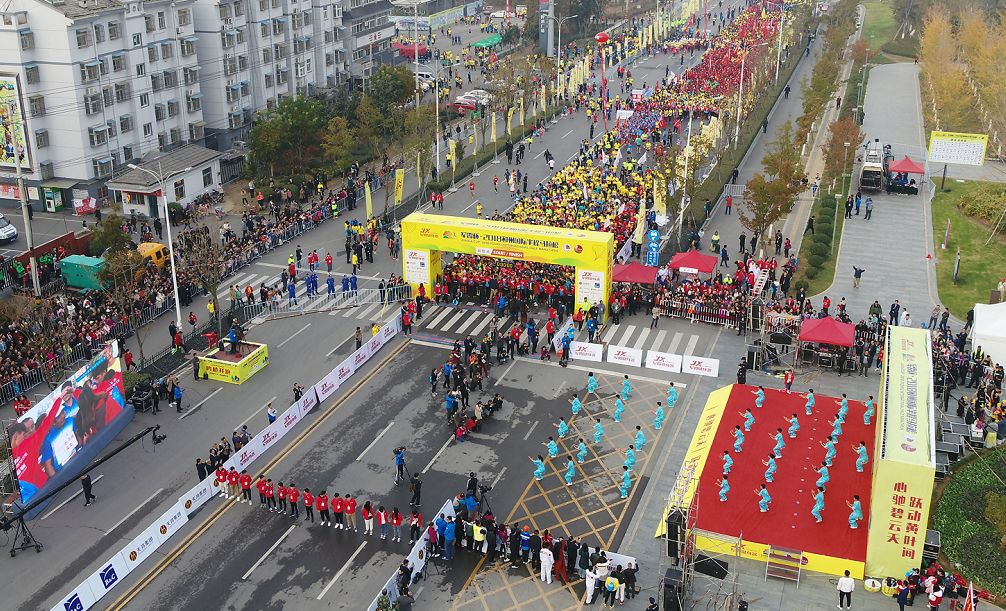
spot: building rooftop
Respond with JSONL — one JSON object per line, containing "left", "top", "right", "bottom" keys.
{"left": 33, "top": 0, "right": 123, "bottom": 19}
{"left": 106, "top": 144, "right": 221, "bottom": 192}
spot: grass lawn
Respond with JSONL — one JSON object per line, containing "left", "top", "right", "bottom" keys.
{"left": 861, "top": 0, "right": 917, "bottom": 59}
{"left": 931, "top": 180, "right": 1006, "bottom": 319}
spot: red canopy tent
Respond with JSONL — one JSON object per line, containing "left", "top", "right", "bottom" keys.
{"left": 668, "top": 249, "right": 718, "bottom": 274}
{"left": 798, "top": 317, "right": 855, "bottom": 346}
{"left": 613, "top": 261, "right": 658, "bottom": 284}
{"left": 888, "top": 156, "right": 925, "bottom": 174}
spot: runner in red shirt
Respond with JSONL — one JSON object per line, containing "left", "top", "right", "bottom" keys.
{"left": 239, "top": 470, "right": 253, "bottom": 504}
{"left": 316, "top": 491, "right": 331, "bottom": 526}
{"left": 276, "top": 482, "right": 288, "bottom": 514}
{"left": 344, "top": 494, "right": 358, "bottom": 532}
{"left": 286, "top": 483, "right": 300, "bottom": 518}
{"left": 331, "top": 493, "right": 345, "bottom": 530}
{"left": 264, "top": 478, "right": 276, "bottom": 512}
{"left": 227, "top": 467, "right": 240, "bottom": 499}
{"left": 302, "top": 488, "right": 315, "bottom": 523}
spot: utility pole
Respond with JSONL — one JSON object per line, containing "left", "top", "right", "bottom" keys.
{"left": 8, "top": 101, "right": 41, "bottom": 297}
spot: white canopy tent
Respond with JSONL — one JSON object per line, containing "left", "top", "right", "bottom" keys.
{"left": 972, "top": 302, "right": 1006, "bottom": 366}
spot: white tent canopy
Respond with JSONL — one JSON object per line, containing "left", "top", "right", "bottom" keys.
{"left": 972, "top": 302, "right": 1006, "bottom": 366}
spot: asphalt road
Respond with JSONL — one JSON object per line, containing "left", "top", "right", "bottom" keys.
{"left": 9, "top": 5, "right": 750, "bottom": 610}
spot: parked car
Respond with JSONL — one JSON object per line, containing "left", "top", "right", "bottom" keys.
{"left": 447, "top": 97, "right": 478, "bottom": 114}
{"left": 0, "top": 213, "right": 18, "bottom": 243}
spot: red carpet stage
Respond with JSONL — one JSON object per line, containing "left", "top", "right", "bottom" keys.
{"left": 691, "top": 385, "right": 877, "bottom": 577}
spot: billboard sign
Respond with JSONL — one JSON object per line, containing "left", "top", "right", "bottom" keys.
{"left": 569, "top": 341, "right": 603, "bottom": 362}
{"left": 928, "top": 131, "right": 987, "bottom": 166}
{"left": 7, "top": 344, "right": 126, "bottom": 504}
{"left": 0, "top": 74, "right": 32, "bottom": 172}
{"left": 606, "top": 345, "right": 643, "bottom": 367}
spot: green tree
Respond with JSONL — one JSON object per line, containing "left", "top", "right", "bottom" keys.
{"left": 248, "top": 96, "right": 328, "bottom": 177}
{"left": 739, "top": 124, "right": 803, "bottom": 250}
{"left": 402, "top": 104, "right": 437, "bottom": 199}
{"left": 321, "top": 116, "right": 356, "bottom": 176}
{"left": 100, "top": 250, "right": 152, "bottom": 361}
{"left": 89, "top": 213, "right": 132, "bottom": 256}
{"left": 354, "top": 95, "right": 386, "bottom": 160}
{"left": 369, "top": 66, "right": 414, "bottom": 112}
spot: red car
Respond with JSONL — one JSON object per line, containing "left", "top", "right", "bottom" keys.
{"left": 447, "top": 97, "right": 477, "bottom": 114}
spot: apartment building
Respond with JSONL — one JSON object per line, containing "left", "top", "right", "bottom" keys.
{"left": 0, "top": 0, "right": 205, "bottom": 204}
{"left": 343, "top": 0, "right": 394, "bottom": 89}
{"left": 192, "top": 0, "right": 346, "bottom": 150}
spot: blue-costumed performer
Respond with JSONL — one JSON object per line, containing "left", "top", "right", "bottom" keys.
{"left": 612, "top": 395, "right": 626, "bottom": 422}
{"left": 530, "top": 455, "right": 546, "bottom": 481}
{"left": 576, "top": 438, "right": 589, "bottom": 463}
{"left": 811, "top": 486, "right": 826, "bottom": 523}
{"left": 756, "top": 483, "right": 772, "bottom": 512}
{"left": 623, "top": 445, "right": 637, "bottom": 471}
{"left": 634, "top": 425, "right": 647, "bottom": 451}
{"left": 620, "top": 375, "right": 632, "bottom": 400}
{"left": 718, "top": 475, "right": 730, "bottom": 501}
{"left": 847, "top": 494, "right": 863, "bottom": 528}
{"left": 739, "top": 408, "right": 756, "bottom": 431}
{"left": 722, "top": 450, "right": 734, "bottom": 474}
{"left": 786, "top": 413, "right": 800, "bottom": 438}
{"left": 619, "top": 466, "right": 632, "bottom": 499}
{"left": 751, "top": 385, "right": 765, "bottom": 409}
{"left": 854, "top": 441, "right": 870, "bottom": 472}
{"left": 814, "top": 461, "right": 830, "bottom": 488}
{"left": 586, "top": 372, "right": 599, "bottom": 398}
{"left": 556, "top": 417, "right": 569, "bottom": 439}
{"left": 563, "top": 456, "right": 577, "bottom": 486}
{"left": 544, "top": 436, "right": 559, "bottom": 459}
{"left": 821, "top": 435, "right": 838, "bottom": 467}
{"left": 762, "top": 454, "right": 778, "bottom": 482}
{"left": 653, "top": 402, "right": 666, "bottom": 430}
{"left": 570, "top": 395, "right": 583, "bottom": 417}
{"left": 805, "top": 388, "right": 816, "bottom": 415}
{"left": 732, "top": 425, "right": 745, "bottom": 453}
{"left": 593, "top": 419, "right": 605, "bottom": 444}
{"left": 831, "top": 413, "right": 844, "bottom": 439}
{"left": 770, "top": 428, "right": 786, "bottom": 458}
{"left": 863, "top": 395, "right": 875, "bottom": 425}
{"left": 838, "top": 393, "right": 849, "bottom": 422}
{"left": 666, "top": 382, "right": 678, "bottom": 409}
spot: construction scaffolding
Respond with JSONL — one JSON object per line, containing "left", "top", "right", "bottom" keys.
{"left": 749, "top": 308, "right": 801, "bottom": 372}
{"left": 687, "top": 529, "right": 744, "bottom": 611}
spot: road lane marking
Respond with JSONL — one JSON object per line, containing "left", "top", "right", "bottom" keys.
{"left": 277, "top": 323, "right": 311, "bottom": 347}
{"left": 40, "top": 474, "right": 104, "bottom": 520}
{"left": 356, "top": 421, "right": 395, "bottom": 461}
{"left": 316, "top": 541, "right": 368, "bottom": 600}
{"left": 242, "top": 524, "right": 297, "bottom": 580}
{"left": 238, "top": 396, "right": 278, "bottom": 431}
{"left": 421, "top": 436, "right": 455, "bottom": 474}
{"left": 104, "top": 488, "right": 164, "bottom": 537}
{"left": 178, "top": 387, "right": 223, "bottom": 420}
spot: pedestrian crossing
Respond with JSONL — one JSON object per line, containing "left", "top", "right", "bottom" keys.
{"left": 413, "top": 303, "right": 712, "bottom": 357}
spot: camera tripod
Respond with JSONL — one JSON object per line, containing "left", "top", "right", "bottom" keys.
{"left": 395, "top": 462, "right": 412, "bottom": 486}
{"left": 477, "top": 489, "right": 495, "bottom": 517}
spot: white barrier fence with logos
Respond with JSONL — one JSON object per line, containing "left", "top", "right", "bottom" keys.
{"left": 368, "top": 498, "right": 456, "bottom": 611}
{"left": 562, "top": 341, "right": 720, "bottom": 378}
{"left": 52, "top": 317, "right": 403, "bottom": 611}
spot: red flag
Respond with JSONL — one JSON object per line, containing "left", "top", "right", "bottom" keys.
{"left": 962, "top": 582, "right": 977, "bottom": 611}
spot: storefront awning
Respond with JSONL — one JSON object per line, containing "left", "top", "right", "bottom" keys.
{"left": 41, "top": 178, "right": 78, "bottom": 189}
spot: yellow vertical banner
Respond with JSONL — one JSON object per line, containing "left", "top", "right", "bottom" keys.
{"left": 365, "top": 181, "right": 373, "bottom": 219}
{"left": 653, "top": 176, "right": 666, "bottom": 215}
{"left": 540, "top": 86, "right": 545, "bottom": 112}
{"left": 632, "top": 200, "right": 647, "bottom": 244}
{"left": 866, "top": 326, "right": 936, "bottom": 578}
{"left": 519, "top": 96, "right": 525, "bottom": 126}
{"left": 394, "top": 168, "right": 405, "bottom": 204}
{"left": 507, "top": 107, "right": 514, "bottom": 134}
{"left": 491, "top": 112, "right": 497, "bottom": 142}
{"left": 448, "top": 138, "right": 457, "bottom": 164}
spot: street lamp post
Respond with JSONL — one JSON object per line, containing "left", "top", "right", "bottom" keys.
{"left": 842, "top": 142, "right": 851, "bottom": 196}
{"left": 595, "top": 31, "right": 610, "bottom": 132}
{"left": 547, "top": 13, "right": 578, "bottom": 120}
{"left": 127, "top": 162, "right": 192, "bottom": 328}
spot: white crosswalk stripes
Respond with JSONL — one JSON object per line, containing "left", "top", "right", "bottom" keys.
{"left": 413, "top": 306, "right": 712, "bottom": 362}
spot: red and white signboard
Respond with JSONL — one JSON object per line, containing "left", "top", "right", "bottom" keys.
{"left": 232, "top": 436, "right": 264, "bottom": 471}
{"left": 606, "top": 345, "right": 644, "bottom": 367}
{"left": 296, "top": 390, "right": 319, "bottom": 418}
{"left": 335, "top": 357, "right": 356, "bottom": 386}
{"left": 681, "top": 355, "right": 720, "bottom": 377}
{"left": 631, "top": 89, "right": 644, "bottom": 103}
{"left": 313, "top": 367, "right": 342, "bottom": 403}
{"left": 645, "top": 350, "right": 682, "bottom": 373}
{"left": 352, "top": 342, "right": 373, "bottom": 368}
{"left": 569, "top": 341, "right": 603, "bottom": 362}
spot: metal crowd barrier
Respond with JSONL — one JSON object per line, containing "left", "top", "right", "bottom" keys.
{"left": 242, "top": 285, "right": 413, "bottom": 321}
{"left": 659, "top": 298, "right": 743, "bottom": 328}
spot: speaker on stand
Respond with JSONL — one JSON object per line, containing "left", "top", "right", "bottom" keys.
{"left": 665, "top": 510, "right": 684, "bottom": 559}
{"left": 663, "top": 567, "right": 685, "bottom": 611}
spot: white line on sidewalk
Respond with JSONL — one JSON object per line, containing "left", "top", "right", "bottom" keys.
{"left": 562, "top": 128, "right": 574, "bottom": 138}
{"left": 491, "top": 466, "right": 508, "bottom": 489}
{"left": 179, "top": 387, "right": 223, "bottom": 420}
{"left": 41, "top": 474, "right": 104, "bottom": 519}
{"left": 421, "top": 436, "right": 455, "bottom": 474}
{"left": 242, "top": 524, "right": 297, "bottom": 580}
{"left": 238, "top": 396, "right": 278, "bottom": 430}
{"left": 277, "top": 323, "right": 311, "bottom": 348}
{"left": 522, "top": 420, "right": 540, "bottom": 441}
{"left": 316, "top": 541, "right": 368, "bottom": 600}
{"left": 104, "top": 488, "right": 164, "bottom": 536}
{"left": 356, "top": 421, "right": 395, "bottom": 461}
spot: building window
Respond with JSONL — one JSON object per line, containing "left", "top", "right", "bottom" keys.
{"left": 174, "top": 179, "right": 185, "bottom": 200}
{"left": 169, "top": 128, "right": 181, "bottom": 144}
{"left": 89, "top": 126, "right": 109, "bottom": 147}
{"left": 151, "top": 73, "right": 163, "bottom": 92}
{"left": 260, "top": 22, "right": 269, "bottom": 37}
{"left": 25, "top": 65, "right": 39, "bottom": 84}
{"left": 94, "top": 24, "right": 105, "bottom": 43}
{"left": 262, "top": 48, "right": 273, "bottom": 64}
{"left": 167, "top": 100, "right": 179, "bottom": 117}
{"left": 139, "top": 93, "right": 149, "bottom": 107}
{"left": 259, "top": 0, "right": 267, "bottom": 10}
{"left": 219, "top": 3, "right": 232, "bottom": 19}
{"left": 155, "top": 103, "right": 166, "bottom": 121}
{"left": 148, "top": 46, "right": 159, "bottom": 62}
{"left": 115, "top": 82, "right": 130, "bottom": 102}
{"left": 109, "top": 21, "right": 120, "bottom": 40}
{"left": 181, "top": 40, "right": 195, "bottom": 56}
{"left": 264, "top": 73, "right": 274, "bottom": 88}
{"left": 84, "top": 92, "right": 103, "bottom": 115}
{"left": 28, "top": 95, "right": 45, "bottom": 117}
{"left": 112, "top": 54, "right": 124, "bottom": 71}
{"left": 157, "top": 12, "right": 166, "bottom": 29}
{"left": 102, "top": 87, "right": 114, "bottom": 107}
{"left": 120, "top": 115, "right": 133, "bottom": 132}
{"left": 202, "top": 167, "right": 213, "bottom": 187}
{"left": 76, "top": 29, "right": 91, "bottom": 48}
{"left": 123, "top": 145, "right": 134, "bottom": 161}
{"left": 144, "top": 15, "right": 155, "bottom": 32}
{"left": 234, "top": 1, "right": 244, "bottom": 17}
{"left": 178, "top": 8, "right": 191, "bottom": 26}
{"left": 143, "top": 122, "right": 153, "bottom": 137}
{"left": 80, "top": 63, "right": 99, "bottom": 82}
{"left": 163, "top": 70, "right": 177, "bottom": 87}
{"left": 189, "top": 122, "right": 204, "bottom": 140}
{"left": 161, "top": 43, "right": 173, "bottom": 59}
{"left": 136, "top": 63, "right": 146, "bottom": 77}
{"left": 34, "top": 129, "right": 49, "bottom": 148}
{"left": 132, "top": 33, "right": 142, "bottom": 47}
{"left": 93, "top": 158, "right": 113, "bottom": 178}
{"left": 19, "top": 30, "right": 34, "bottom": 50}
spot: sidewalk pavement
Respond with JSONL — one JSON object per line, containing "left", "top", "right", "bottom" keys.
{"left": 823, "top": 61, "right": 940, "bottom": 323}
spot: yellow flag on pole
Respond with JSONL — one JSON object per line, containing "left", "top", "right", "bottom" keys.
{"left": 365, "top": 181, "right": 373, "bottom": 218}
{"left": 394, "top": 168, "right": 405, "bottom": 204}
{"left": 507, "top": 107, "right": 514, "bottom": 134}
{"left": 653, "top": 176, "right": 666, "bottom": 216}
{"left": 491, "top": 112, "right": 497, "bottom": 142}
{"left": 519, "top": 96, "right": 525, "bottom": 126}
{"left": 633, "top": 200, "right": 647, "bottom": 244}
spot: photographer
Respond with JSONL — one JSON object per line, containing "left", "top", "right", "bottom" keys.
{"left": 393, "top": 447, "right": 407, "bottom": 485}
{"left": 466, "top": 472, "right": 478, "bottom": 498}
